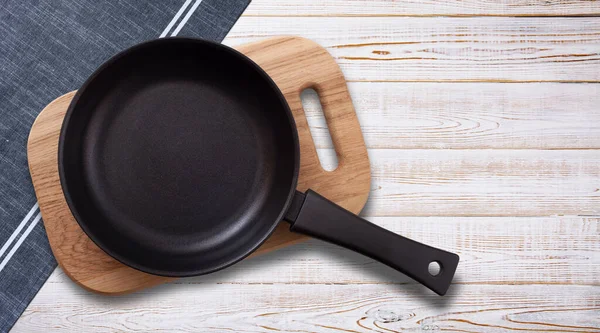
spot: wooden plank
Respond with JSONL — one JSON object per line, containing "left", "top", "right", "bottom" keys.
{"left": 14, "top": 284, "right": 600, "bottom": 332}
{"left": 310, "top": 149, "right": 600, "bottom": 216}
{"left": 244, "top": 0, "right": 600, "bottom": 17}
{"left": 43, "top": 217, "right": 599, "bottom": 286}
{"left": 302, "top": 82, "right": 600, "bottom": 149}
{"left": 224, "top": 17, "right": 600, "bottom": 82}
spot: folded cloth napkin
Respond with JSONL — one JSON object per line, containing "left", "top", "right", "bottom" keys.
{"left": 0, "top": 0, "right": 250, "bottom": 331}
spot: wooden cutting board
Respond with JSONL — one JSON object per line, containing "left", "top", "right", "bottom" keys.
{"left": 27, "top": 36, "right": 371, "bottom": 295}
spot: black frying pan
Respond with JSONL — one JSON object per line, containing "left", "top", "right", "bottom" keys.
{"left": 59, "top": 38, "right": 459, "bottom": 296}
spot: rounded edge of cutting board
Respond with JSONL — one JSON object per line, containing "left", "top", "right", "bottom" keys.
{"left": 27, "top": 36, "right": 371, "bottom": 295}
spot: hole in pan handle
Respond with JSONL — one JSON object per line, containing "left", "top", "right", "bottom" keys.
{"left": 284, "top": 190, "right": 460, "bottom": 296}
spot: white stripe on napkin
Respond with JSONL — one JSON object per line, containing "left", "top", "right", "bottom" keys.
{"left": 171, "top": 0, "right": 203, "bottom": 37}
{"left": 160, "top": 0, "right": 194, "bottom": 38}
{"left": 0, "top": 203, "right": 38, "bottom": 261}
{"left": 0, "top": 212, "right": 42, "bottom": 273}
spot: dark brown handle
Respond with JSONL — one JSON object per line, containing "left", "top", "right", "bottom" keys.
{"left": 285, "top": 190, "right": 459, "bottom": 296}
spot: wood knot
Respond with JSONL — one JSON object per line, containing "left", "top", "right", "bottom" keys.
{"left": 372, "top": 50, "right": 391, "bottom": 55}
{"left": 372, "top": 309, "right": 414, "bottom": 323}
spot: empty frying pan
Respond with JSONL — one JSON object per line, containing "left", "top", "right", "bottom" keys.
{"left": 59, "top": 38, "right": 459, "bottom": 296}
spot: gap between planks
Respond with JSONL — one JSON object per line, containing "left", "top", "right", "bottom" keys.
{"left": 346, "top": 80, "right": 600, "bottom": 83}
{"left": 243, "top": 0, "right": 600, "bottom": 17}
{"left": 243, "top": 14, "right": 600, "bottom": 18}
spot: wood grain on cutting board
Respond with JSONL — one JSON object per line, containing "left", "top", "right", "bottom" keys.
{"left": 16, "top": 0, "right": 600, "bottom": 332}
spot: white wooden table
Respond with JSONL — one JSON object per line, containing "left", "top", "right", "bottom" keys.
{"left": 14, "top": 1, "right": 600, "bottom": 331}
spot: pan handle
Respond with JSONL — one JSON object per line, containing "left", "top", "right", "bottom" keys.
{"left": 284, "top": 190, "right": 459, "bottom": 296}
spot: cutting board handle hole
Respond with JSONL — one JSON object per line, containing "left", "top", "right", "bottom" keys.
{"left": 301, "top": 88, "right": 338, "bottom": 172}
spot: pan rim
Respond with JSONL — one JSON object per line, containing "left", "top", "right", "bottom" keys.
{"left": 58, "top": 37, "right": 300, "bottom": 277}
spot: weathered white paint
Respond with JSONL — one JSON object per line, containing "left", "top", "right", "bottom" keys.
{"left": 244, "top": 0, "right": 600, "bottom": 16}
{"left": 316, "top": 149, "right": 599, "bottom": 216}
{"left": 225, "top": 17, "right": 600, "bottom": 82}
{"left": 13, "top": 283, "right": 600, "bottom": 332}
{"left": 41, "top": 217, "right": 598, "bottom": 286}
{"left": 14, "top": 0, "right": 600, "bottom": 331}
{"left": 304, "top": 82, "right": 600, "bottom": 149}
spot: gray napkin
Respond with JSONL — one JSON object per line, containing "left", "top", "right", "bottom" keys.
{"left": 0, "top": 0, "right": 250, "bottom": 331}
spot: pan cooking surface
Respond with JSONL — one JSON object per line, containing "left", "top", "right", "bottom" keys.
{"left": 59, "top": 39, "right": 298, "bottom": 275}
{"left": 86, "top": 78, "right": 266, "bottom": 245}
